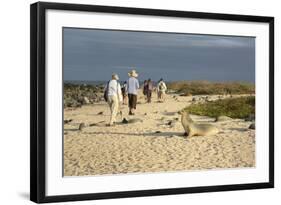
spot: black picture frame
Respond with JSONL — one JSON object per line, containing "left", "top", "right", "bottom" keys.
{"left": 30, "top": 1, "right": 274, "bottom": 203}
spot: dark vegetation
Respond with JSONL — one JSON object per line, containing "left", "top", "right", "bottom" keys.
{"left": 64, "top": 83, "right": 104, "bottom": 108}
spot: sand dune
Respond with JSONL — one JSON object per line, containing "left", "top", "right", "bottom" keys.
{"left": 64, "top": 91, "right": 255, "bottom": 176}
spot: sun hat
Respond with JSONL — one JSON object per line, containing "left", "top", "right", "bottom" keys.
{"left": 128, "top": 69, "right": 138, "bottom": 77}
{"left": 112, "top": 73, "right": 119, "bottom": 80}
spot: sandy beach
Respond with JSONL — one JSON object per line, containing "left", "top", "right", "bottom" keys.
{"left": 64, "top": 91, "right": 255, "bottom": 176}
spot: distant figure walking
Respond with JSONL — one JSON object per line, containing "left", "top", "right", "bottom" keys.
{"left": 157, "top": 78, "right": 167, "bottom": 102}
{"left": 127, "top": 70, "right": 139, "bottom": 115}
{"left": 121, "top": 81, "right": 128, "bottom": 105}
{"left": 143, "top": 80, "right": 148, "bottom": 101}
{"left": 104, "top": 74, "right": 123, "bottom": 126}
{"left": 146, "top": 79, "right": 153, "bottom": 103}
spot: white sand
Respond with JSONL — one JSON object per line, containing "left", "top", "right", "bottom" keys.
{"left": 64, "top": 91, "right": 255, "bottom": 176}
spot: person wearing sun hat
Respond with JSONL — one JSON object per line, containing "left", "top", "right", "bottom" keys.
{"left": 126, "top": 69, "right": 139, "bottom": 115}
{"left": 105, "top": 73, "right": 123, "bottom": 126}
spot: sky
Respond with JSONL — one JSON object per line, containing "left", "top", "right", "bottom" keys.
{"left": 63, "top": 28, "right": 255, "bottom": 83}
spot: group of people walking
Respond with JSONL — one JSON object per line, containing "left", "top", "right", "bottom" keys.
{"left": 104, "top": 69, "right": 167, "bottom": 126}
{"left": 143, "top": 78, "right": 167, "bottom": 103}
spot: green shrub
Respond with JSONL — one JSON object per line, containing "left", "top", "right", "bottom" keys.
{"left": 167, "top": 81, "right": 255, "bottom": 95}
{"left": 185, "top": 96, "right": 255, "bottom": 119}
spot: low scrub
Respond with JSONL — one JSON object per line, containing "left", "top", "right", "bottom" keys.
{"left": 167, "top": 81, "right": 255, "bottom": 95}
{"left": 185, "top": 96, "right": 255, "bottom": 119}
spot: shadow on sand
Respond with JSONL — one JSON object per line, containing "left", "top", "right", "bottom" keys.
{"left": 83, "top": 131, "right": 185, "bottom": 138}
{"left": 228, "top": 127, "right": 249, "bottom": 132}
{"left": 64, "top": 128, "right": 79, "bottom": 132}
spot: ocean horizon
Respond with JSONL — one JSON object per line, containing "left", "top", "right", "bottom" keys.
{"left": 64, "top": 80, "right": 255, "bottom": 86}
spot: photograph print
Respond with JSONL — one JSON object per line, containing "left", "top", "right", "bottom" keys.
{"left": 63, "top": 27, "right": 256, "bottom": 176}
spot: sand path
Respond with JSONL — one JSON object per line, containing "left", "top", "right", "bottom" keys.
{"left": 64, "top": 91, "right": 255, "bottom": 176}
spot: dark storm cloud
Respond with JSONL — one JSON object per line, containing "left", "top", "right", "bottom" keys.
{"left": 63, "top": 28, "right": 255, "bottom": 82}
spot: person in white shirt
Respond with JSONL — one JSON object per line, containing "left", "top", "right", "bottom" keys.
{"left": 105, "top": 74, "right": 123, "bottom": 126}
{"left": 127, "top": 70, "right": 139, "bottom": 115}
{"left": 157, "top": 78, "right": 167, "bottom": 102}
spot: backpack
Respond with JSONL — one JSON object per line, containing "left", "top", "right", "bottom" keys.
{"left": 103, "top": 81, "right": 110, "bottom": 102}
{"left": 159, "top": 82, "right": 165, "bottom": 91}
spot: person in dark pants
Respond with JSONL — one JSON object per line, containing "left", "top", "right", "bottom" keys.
{"left": 143, "top": 80, "right": 148, "bottom": 101}
{"left": 146, "top": 78, "right": 153, "bottom": 103}
{"left": 126, "top": 70, "right": 139, "bottom": 115}
{"left": 121, "top": 81, "right": 128, "bottom": 105}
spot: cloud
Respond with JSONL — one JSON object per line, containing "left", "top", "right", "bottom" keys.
{"left": 64, "top": 28, "right": 254, "bottom": 50}
{"left": 63, "top": 28, "right": 255, "bottom": 82}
